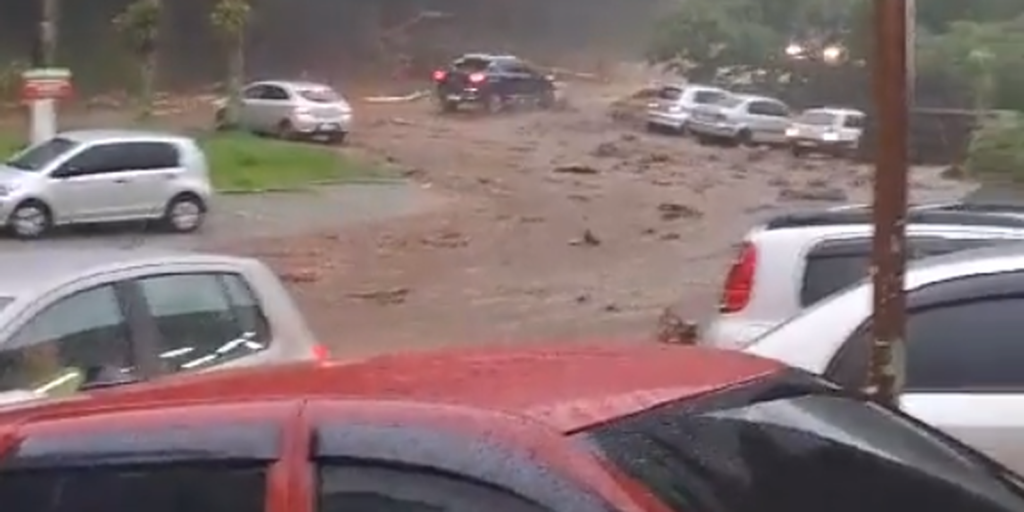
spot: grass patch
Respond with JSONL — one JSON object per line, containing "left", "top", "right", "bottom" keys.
{"left": 0, "top": 130, "right": 388, "bottom": 192}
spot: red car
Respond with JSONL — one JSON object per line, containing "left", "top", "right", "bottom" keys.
{"left": 0, "top": 344, "right": 1022, "bottom": 512}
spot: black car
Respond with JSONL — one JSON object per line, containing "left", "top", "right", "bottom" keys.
{"left": 432, "top": 53, "right": 557, "bottom": 113}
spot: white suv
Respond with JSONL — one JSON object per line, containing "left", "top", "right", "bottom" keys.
{"left": 786, "top": 107, "right": 865, "bottom": 158}
{"left": 0, "top": 129, "right": 213, "bottom": 239}
{"left": 702, "top": 202, "right": 1024, "bottom": 349}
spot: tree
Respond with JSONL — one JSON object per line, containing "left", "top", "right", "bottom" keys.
{"left": 210, "top": 0, "right": 251, "bottom": 129}
{"left": 113, "top": 0, "right": 162, "bottom": 120}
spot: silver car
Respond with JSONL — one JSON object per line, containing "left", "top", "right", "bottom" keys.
{"left": 0, "top": 247, "right": 322, "bottom": 405}
{"left": 745, "top": 242, "right": 1024, "bottom": 474}
{"left": 645, "top": 84, "right": 729, "bottom": 133}
{"left": 786, "top": 107, "right": 866, "bottom": 158}
{"left": 688, "top": 94, "right": 792, "bottom": 146}
{"left": 218, "top": 80, "right": 353, "bottom": 143}
{"left": 0, "top": 130, "right": 213, "bottom": 239}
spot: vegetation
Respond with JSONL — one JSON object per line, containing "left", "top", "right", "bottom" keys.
{"left": 113, "top": 0, "right": 162, "bottom": 120}
{"left": 0, "top": 131, "right": 383, "bottom": 192}
{"left": 209, "top": 0, "right": 251, "bottom": 128}
{"left": 966, "top": 112, "right": 1024, "bottom": 181}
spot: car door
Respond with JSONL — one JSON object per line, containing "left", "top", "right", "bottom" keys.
{"left": 238, "top": 84, "right": 266, "bottom": 130}
{"left": 746, "top": 100, "right": 790, "bottom": 143}
{"left": 0, "top": 283, "right": 140, "bottom": 400}
{"left": 47, "top": 142, "right": 137, "bottom": 222}
{"left": 824, "top": 271, "right": 1024, "bottom": 474}
{"left": 257, "top": 85, "right": 294, "bottom": 130}
{"left": 0, "top": 420, "right": 274, "bottom": 512}
{"left": 130, "top": 272, "right": 272, "bottom": 374}
{"left": 114, "top": 141, "right": 182, "bottom": 217}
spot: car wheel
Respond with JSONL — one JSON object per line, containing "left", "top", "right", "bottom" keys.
{"left": 791, "top": 145, "right": 806, "bottom": 158}
{"left": 161, "top": 193, "right": 206, "bottom": 233}
{"left": 326, "top": 132, "right": 347, "bottom": 145}
{"left": 8, "top": 200, "right": 52, "bottom": 239}
{"left": 275, "top": 119, "right": 297, "bottom": 140}
{"left": 696, "top": 134, "right": 713, "bottom": 146}
{"left": 735, "top": 129, "right": 753, "bottom": 147}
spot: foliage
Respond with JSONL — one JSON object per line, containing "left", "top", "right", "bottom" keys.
{"left": 0, "top": 60, "right": 29, "bottom": 103}
{"left": 210, "top": 0, "right": 251, "bottom": 128}
{"left": 113, "top": 0, "right": 162, "bottom": 120}
{"left": 966, "top": 112, "right": 1024, "bottom": 181}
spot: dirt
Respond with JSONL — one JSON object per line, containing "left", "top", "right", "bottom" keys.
{"left": 8, "top": 68, "right": 974, "bottom": 357}
{"left": 198, "top": 73, "right": 973, "bottom": 357}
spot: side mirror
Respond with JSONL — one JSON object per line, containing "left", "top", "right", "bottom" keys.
{"left": 79, "top": 365, "right": 139, "bottom": 391}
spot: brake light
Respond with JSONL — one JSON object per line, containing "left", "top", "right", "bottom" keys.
{"left": 719, "top": 242, "right": 757, "bottom": 313}
{"left": 312, "top": 344, "right": 330, "bottom": 361}
{"left": 468, "top": 72, "right": 486, "bottom": 83}
{"left": 432, "top": 69, "right": 446, "bottom": 81}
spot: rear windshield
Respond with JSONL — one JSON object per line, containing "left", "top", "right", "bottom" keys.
{"left": 657, "top": 87, "right": 683, "bottom": 100}
{"left": 800, "top": 237, "right": 1010, "bottom": 306}
{"left": 296, "top": 87, "right": 340, "bottom": 103}
{"left": 453, "top": 58, "right": 491, "bottom": 72}
{"left": 580, "top": 371, "right": 1024, "bottom": 512}
{"left": 693, "top": 89, "right": 726, "bottom": 104}
{"left": 5, "top": 137, "right": 78, "bottom": 172}
{"left": 844, "top": 114, "right": 866, "bottom": 128}
{"left": 796, "top": 111, "right": 838, "bottom": 126}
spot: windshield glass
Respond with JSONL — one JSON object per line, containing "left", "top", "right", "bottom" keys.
{"left": 715, "top": 95, "right": 743, "bottom": 108}
{"left": 581, "top": 372, "right": 1024, "bottom": 512}
{"left": 5, "top": 137, "right": 78, "bottom": 172}
{"left": 657, "top": 87, "right": 683, "bottom": 100}
{"left": 797, "top": 111, "right": 838, "bottom": 126}
{"left": 297, "top": 88, "right": 341, "bottom": 103}
{"left": 693, "top": 89, "right": 726, "bottom": 104}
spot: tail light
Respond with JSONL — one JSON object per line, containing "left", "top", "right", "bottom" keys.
{"left": 312, "top": 344, "right": 330, "bottom": 361}
{"left": 432, "top": 69, "right": 446, "bottom": 81}
{"left": 468, "top": 72, "right": 486, "bottom": 83}
{"left": 719, "top": 242, "right": 757, "bottom": 313}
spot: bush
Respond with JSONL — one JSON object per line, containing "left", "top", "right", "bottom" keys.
{"left": 965, "top": 111, "right": 1024, "bottom": 180}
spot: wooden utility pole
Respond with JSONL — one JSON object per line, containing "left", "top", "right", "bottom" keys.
{"left": 39, "top": 0, "right": 57, "bottom": 66}
{"left": 867, "top": 0, "right": 911, "bottom": 407}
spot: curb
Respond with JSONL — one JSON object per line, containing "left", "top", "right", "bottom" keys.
{"left": 217, "top": 177, "right": 408, "bottom": 195}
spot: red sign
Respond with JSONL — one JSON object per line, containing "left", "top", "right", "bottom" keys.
{"left": 21, "top": 78, "right": 72, "bottom": 101}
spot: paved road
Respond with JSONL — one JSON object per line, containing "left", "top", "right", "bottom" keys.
{"left": 0, "top": 183, "right": 443, "bottom": 252}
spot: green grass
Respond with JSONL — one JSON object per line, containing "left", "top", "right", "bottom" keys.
{"left": 0, "top": 131, "right": 387, "bottom": 192}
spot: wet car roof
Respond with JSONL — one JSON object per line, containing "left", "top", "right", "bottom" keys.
{"left": 0, "top": 344, "right": 782, "bottom": 433}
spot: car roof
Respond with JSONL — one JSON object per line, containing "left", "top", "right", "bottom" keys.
{"left": 802, "top": 107, "right": 865, "bottom": 116}
{"left": 734, "top": 94, "right": 780, "bottom": 103}
{"left": 58, "top": 129, "right": 192, "bottom": 144}
{"left": 0, "top": 248, "right": 257, "bottom": 298}
{"left": 1, "top": 344, "right": 782, "bottom": 433}
{"left": 252, "top": 80, "right": 331, "bottom": 90}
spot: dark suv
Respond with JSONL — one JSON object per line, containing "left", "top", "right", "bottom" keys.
{"left": 432, "top": 53, "right": 557, "bottom": 113}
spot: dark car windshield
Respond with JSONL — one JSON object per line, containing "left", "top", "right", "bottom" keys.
{"left": 657, "top": 87, "right": 683, "bottom": 100}
{"left": 5, "top": 137, "right": 78, "bottom": 172}
{"left": 453, "top": 57, "right": 491, "bottom": 72}
{"left": 579, "top": 371, "right": 1024, "bottom": 512}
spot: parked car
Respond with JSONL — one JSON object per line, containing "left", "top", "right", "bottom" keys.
{"left": 0, "top": 129, "right": 212, "bottom": 239}
{"left": 0, "top": 248, "right": 323, "bottom": 405}
{"left": 645, "top": 83, "right": 729, "bottom": 134}
{"left": 2, "top": 343, "right": 1023, "bottom": 512}
{"left": 432, "top": 53, "right": 557, "bottom": 113}
{"left": 703, "top": 202, "right": 1024, "bottom": 349}
{"left": 688, "top": 93, "right": 792, "bottom": 146}
{"left": 216, "top": 80, "right": 352, "bottom": 143}
{"left": 786, "top": 107, "right": 866, "bottom": 158}
{"left": 745, "top": 242, "right": 1024, "bottom": 474}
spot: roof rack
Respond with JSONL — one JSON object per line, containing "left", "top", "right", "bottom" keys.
{"left": 765, "top": 207, "right": 1024, "bottom": 230}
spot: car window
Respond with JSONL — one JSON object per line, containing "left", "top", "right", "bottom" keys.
{"left": 262, "top": 86, "right": 290, "bottom": 100}
{"left": 692, "top": 89, "right": 726, "bottom": 104}
{"left": 796, "top": 111, "right": 838, "bottom": 125}
{"left": 296, "top": 87, "right": 340, "bottom": 103}
{"left": 319, "top": 463, "right": 548, "bottom": 512}
{"left": 748, "top": 101, "right": 788, "bottom": 116}
{"left": 453, "top": 57, "right": 492, "bottom": 72}
{"left": 5, "top": 137, "right": 79, "bottom": 172}
{"left": 137, "top": 273, "right": 270, "bottom": 372}
{"left": 800, "top": 237, "right": 1012, "bottom": 307}
{"left": 119, "top": 141, "right": 179, "bottom": 170}
{"left": 55, "top": 144, "right": 138, "bottom": 176}
{"left": 844, "top": 114, "right": 866, "bottom": 128}
{"left": 0, "top": 463, "right": 266, "bottom": 512}
{"left": 242, "top": 85, "right": 266, "bottom": 99}
{"left": 829, "top": 297, "right": 1024, "bottom": 392}
{"left": 581, "top": 373, "right": 1024, "bottom": 512}
{"left": 657, "top": 87, "right": 683, "bottom": 101}
{"left": 0, "top": 285, "right": 131, "bottom": 397}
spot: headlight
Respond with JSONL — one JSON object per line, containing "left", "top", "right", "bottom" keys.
{"left": 668, "top": 105, "right": 683, "bottom": 113}
{"left": 785, "top": 127, "right": 798, "bottom": 137}
{"left": 822, "top": 132, "right": 839, "bottom": 141}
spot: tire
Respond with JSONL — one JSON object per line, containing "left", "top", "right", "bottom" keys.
{"left": 696, "top": 134, "right": 713, "bottom": 146}
{"left": 326, "top": 132, "right": 347, "bottom": 145}
{"left": 538, "top": 88, "right": 556, "bottom": 110}
{"left": 275, "top": 119, "right": 297, "bottom": 140}
{"left": 161, "top": 193, "right": 206, "bottom": 233}
{"left": 7, "top": 200, "right": 52, "bottom": 239}
{"left": 735, "top": 129, "right": 753, "bottom": 147}
{"left": 791, "top": 145, "right": 806, "bottom": 158}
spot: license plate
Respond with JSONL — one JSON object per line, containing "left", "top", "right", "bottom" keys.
{"left": 319, "top": 123, "right": 339, "bottom": 131}
{"left": 446, "top": 94, "right": 460, "bottom": 101}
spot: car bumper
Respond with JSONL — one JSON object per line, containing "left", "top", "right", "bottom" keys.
{"left": 700, "top": 318, "right": 776, "bottom": 350}
{"left": 647, "top": 110, "right": 689, "bottom": 129}
{"left": 438, "top": 88, "right": 484, "bottom": 102}
{"left": 292, "top": 114, "right": 352, "bottom": 134}
{"left": 688, "top": 120, "right": 739, "bottom": 138}
{"left": 789, "top": 137, "right": 856, "bottom": 152}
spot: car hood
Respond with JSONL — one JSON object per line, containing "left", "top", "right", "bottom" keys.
{"left": 0, "top": 164, "right": 34, "bottom": 183}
